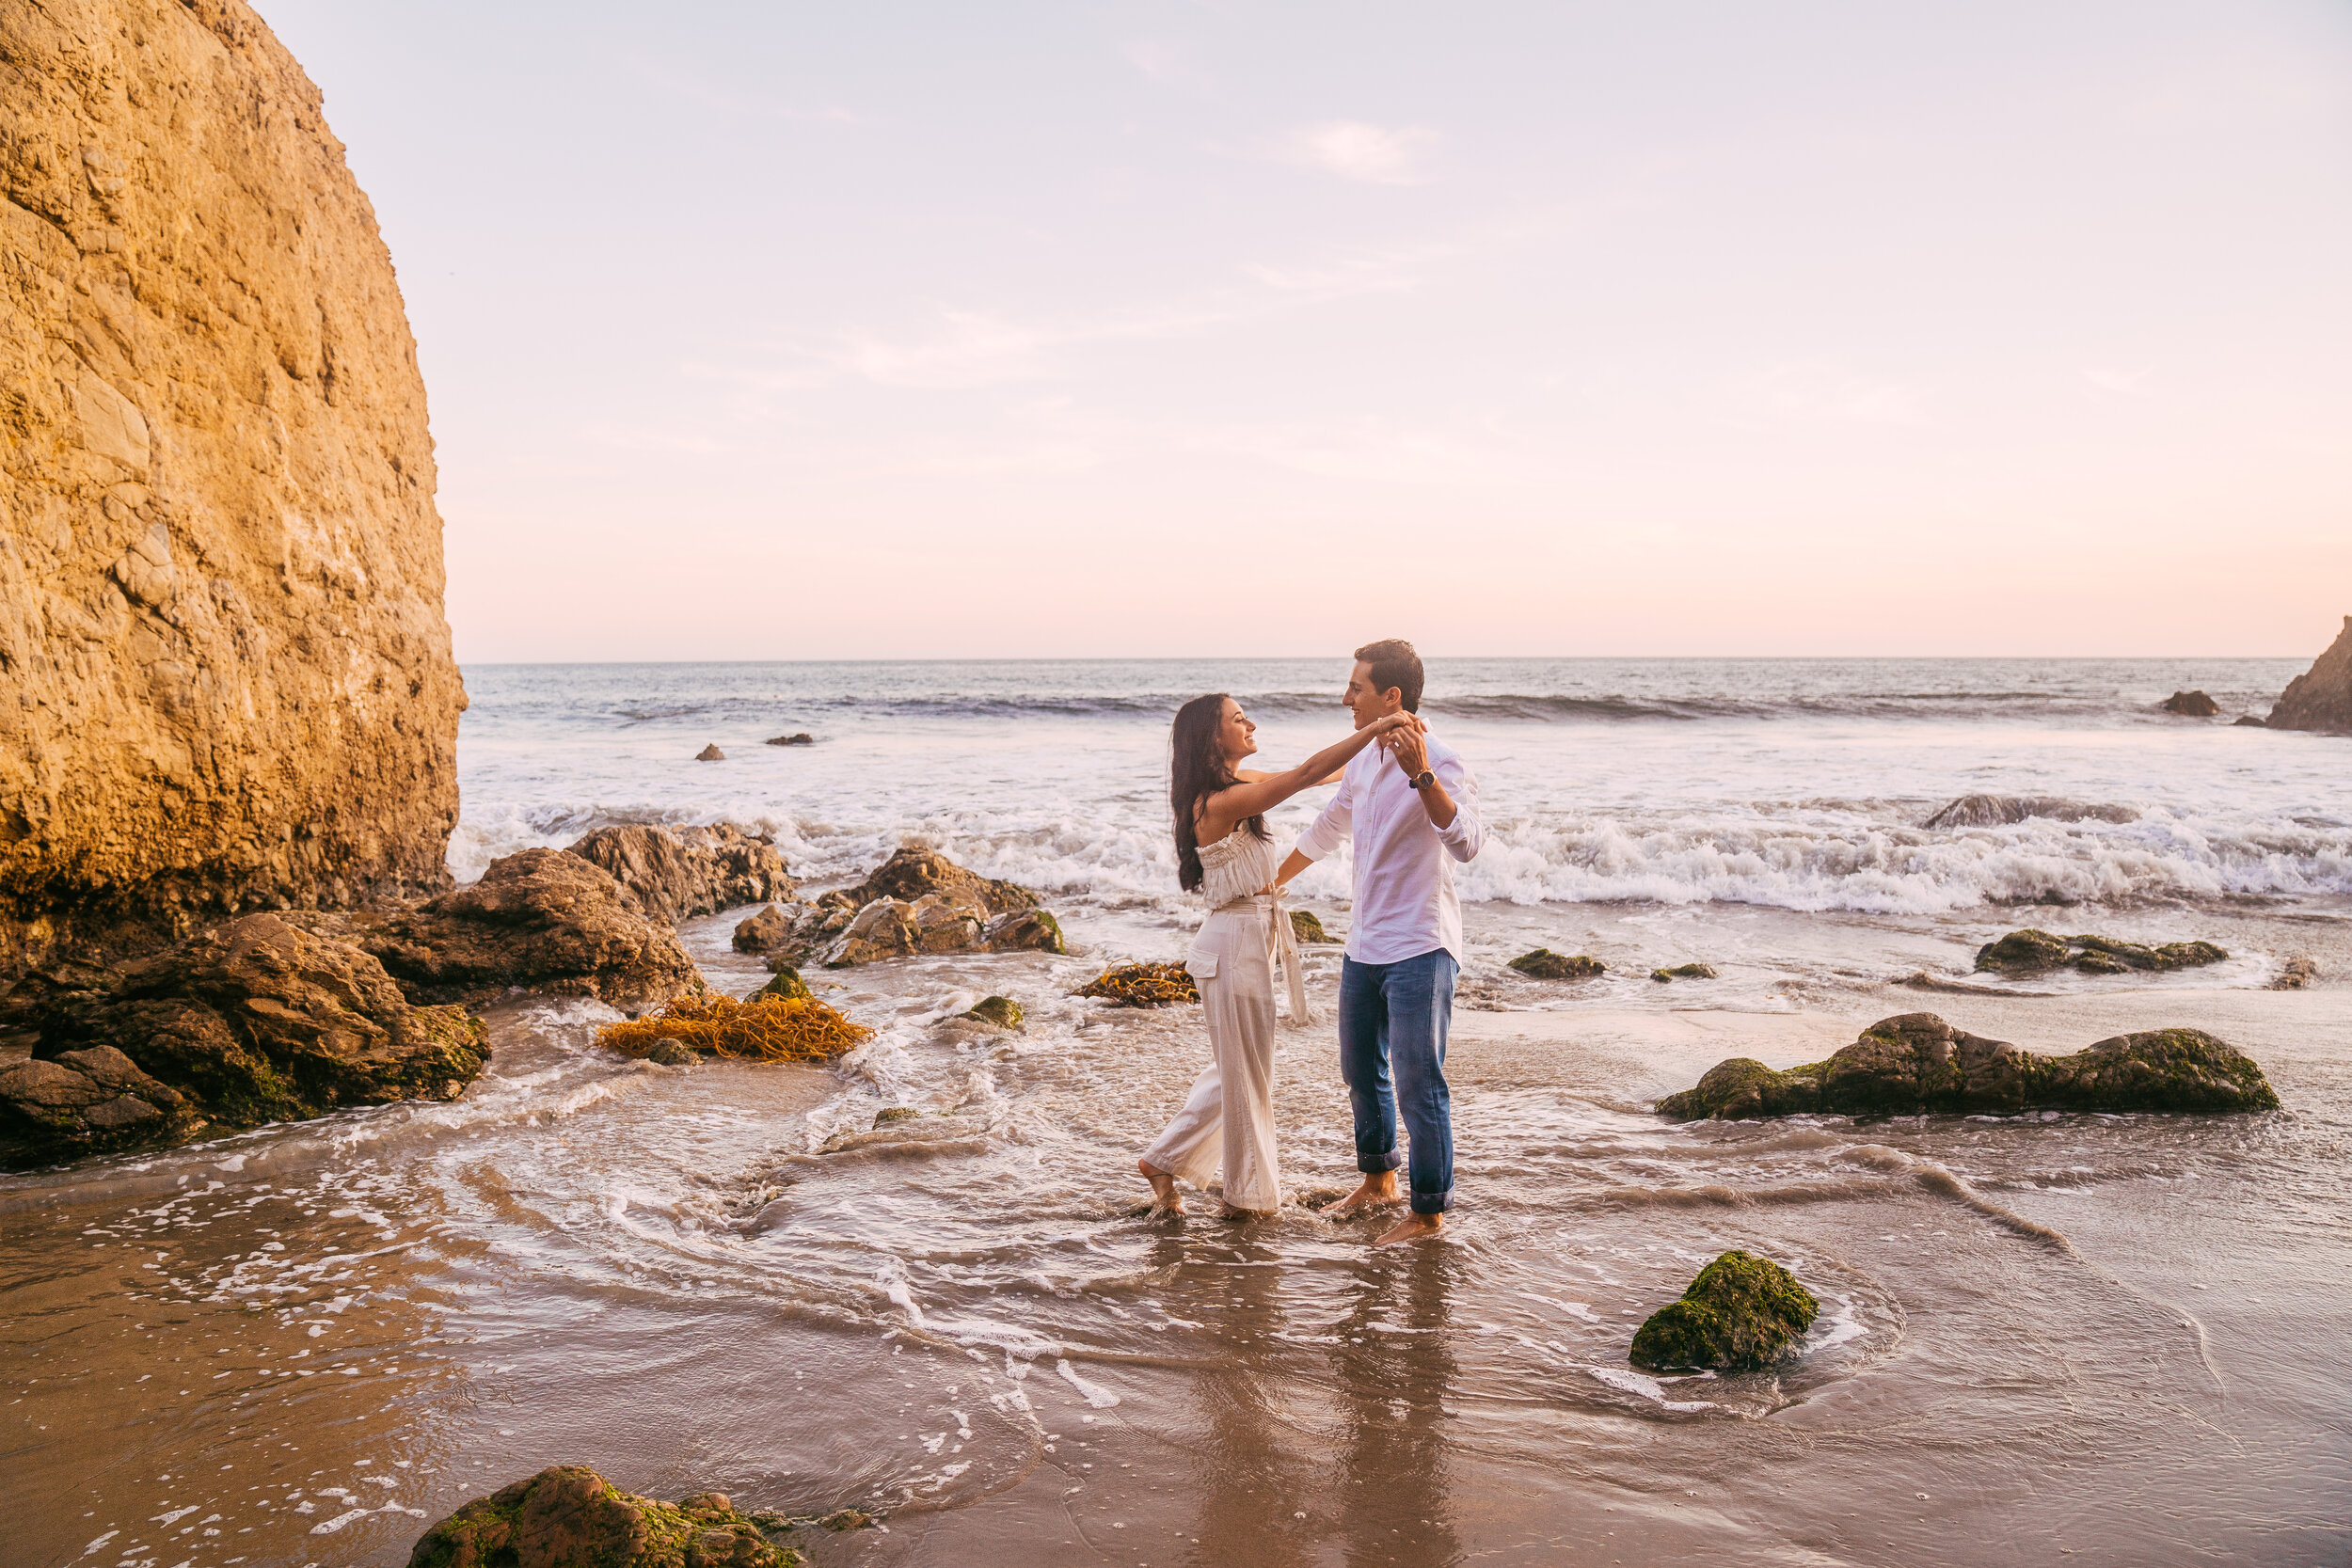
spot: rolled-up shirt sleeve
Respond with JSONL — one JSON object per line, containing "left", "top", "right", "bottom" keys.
{"left": 1292, "top": 769, "right": 1353, "bottom": 863}
{"left": 1435, "top": 753, "right": 1483, "bottom": 862}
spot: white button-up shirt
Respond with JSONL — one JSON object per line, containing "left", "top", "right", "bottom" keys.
{"left": 1291, "top": 731, "right": 1484, "bottom": 966}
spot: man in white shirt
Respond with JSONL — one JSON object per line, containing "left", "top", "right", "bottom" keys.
{"left": 1277, "top": 639, "right": 1485, "bottom": 1246}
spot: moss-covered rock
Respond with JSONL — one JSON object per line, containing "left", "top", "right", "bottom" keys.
{"left": 406, "top": 1465, "right": 799, "bottom": 1568}
{"left": 755, "top": 966, "right": 812, "bottom": 1003}
{"left": 873, "top": 1106, "right": 921, "bottom": 1128}
{"left": 1508, "top": 949, "right": 1605, "bottom": 981}
{"left": 644, "top": 1037, "right": 698, "bottom": 1067}
{"left": 1974, "top": 928, "right": 2229, "bottom": 977}
{"left": 1649, "top": 962, "right": 1718, "bottom": 982}
{"left": 1629, "top": 1251, "right": 1818, "bottom": 1372}
{"left": 1657, "top": 1012, "right": 2280, "bottom": 1120}
{"left": 959, "top": 995, "right": 1024, "bottom": 1029}
{"left": 1289, "top": 909, "right": 1333, "bottom": 944}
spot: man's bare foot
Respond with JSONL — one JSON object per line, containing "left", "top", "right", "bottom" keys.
{"left": 1324, "top": 1175, "right": 1403, "bottom": 1218}
{"left": 1138, "top": 1159, "right": 1184, "bottom": 1214}
{"left": 1374, "top": 1212, "right": 1444, "bottom": 1247}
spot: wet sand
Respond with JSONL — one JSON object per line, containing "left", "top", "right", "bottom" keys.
{"left": 7, "top": 901, "right": 2350, "bottom": 1566}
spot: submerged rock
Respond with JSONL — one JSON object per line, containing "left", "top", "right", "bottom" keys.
{"left": 1922, "top": 795, "right": 2139, "bottom": 829}
{"left": 765, "top": 733, "right": 815, "bottom": 747}
{"left": 1650, "top": 962, "right": 1719, "bottom": 982}
{"left": 696, "top": 744, "right": 727, "bottom": 762}
{"left": 1509, "top": 949, "right": 1605, "bottom": 981}
{"left": 1290, "top": 909, "right": 1333, "bottom": 944}
{"left": 643, "top": 1037, "right": 697, "bottom": 1067}
{"left": 2264, "top": 614, "right": 2352, "bottom": 734}
{"left": 326, "top": 849, "right": 704, "bottom": 1008}
{"left": 2162, "top": 689, "right": 2221, "bottom": 717}
{"left": 1974, "top": 927, "right": 2227, "bottom": 976}
{"left": 1657, "top": 1011, "right": 2280, "bottom": 1120}
{"left": 874, "top": 1106, "right": 921, "bottom": 1128}
{"left": 567, "top": 825, "right": 794, "bottom": 925}
{"left": 406, "top": 1465, "right": 793, "bottom": 1568}
{"left": 1629, "top": 1251, "right": 1819, "bottom": 1372}
{"left": 959, "top": 995, "right": 1024, "bottom": 1030}
{"left": 981, "top": 908, "right": 1067, "bottom": 956}
{"left": 0, "top": 913, "right": 488, "bottom": 1168}
{"left": 2272, "top": 957, "right": 2317, "bottom": 990}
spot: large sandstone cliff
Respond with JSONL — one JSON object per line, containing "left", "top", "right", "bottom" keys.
{"left": 2265, "top": 616, "right": 2352, "bottom": 735}
{"left": 0, "top": 0, "right": 463, "bottom": 974}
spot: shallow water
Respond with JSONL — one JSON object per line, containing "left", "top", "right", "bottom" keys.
{"left": 8, "top": 659, "right": 2351, "bottom": 1564}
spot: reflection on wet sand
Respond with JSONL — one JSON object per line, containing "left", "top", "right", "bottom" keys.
{"left": 1325, "top": 1241, "right": 1459, "bottom": 1567}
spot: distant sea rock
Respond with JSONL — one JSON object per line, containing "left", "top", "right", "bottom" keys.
{"left": 1657, "top": 1012, "right": 2279, "bottom": 1120}
{"left": 0, "top": 913, "right": 487, "bottom": 1169}
{"left": 567, "top": 824, "right": 794, "bottom": 924}
{"left": 2162, "top": 689, "right": 2220, "bottom": 717}
{"left": 2264, "top": 615, "right": 2352, "bottom": 734}
{"left": 1, "top": 0, "right": 465, "bottom": 976}
{"left": 765, "top": 733, "right": 815, "bottom": 747}
{"left": 1923, "top": 795, "right": 2139, "bottom": 829}
{"left": 696, "top": 744, "right": 727, "bottom": 762}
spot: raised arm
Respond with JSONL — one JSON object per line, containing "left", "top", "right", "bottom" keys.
{"left": 1198, "top": 714, "right": 1414, "bottom": 844}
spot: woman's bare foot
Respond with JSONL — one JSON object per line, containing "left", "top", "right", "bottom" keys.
{"left": 1138, "top": 1158, "right": 1184, "bottom": 1214}
{"left": 1374, "top": 1212, "right": 1444, "bottom": 1247}
{"left": 1324, "top": 1173, "right": 1403, "bottom": 1218}
{"left": 1216, "top": 1204, "right": 1275, "bottom": 1222}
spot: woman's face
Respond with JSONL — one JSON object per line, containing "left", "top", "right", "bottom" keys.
{"left": 1218, "top": 699, "right": 1259, "bottom": 764}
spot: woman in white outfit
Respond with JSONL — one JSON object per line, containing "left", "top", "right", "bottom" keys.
{"left": 1137, "top": 694, "right": 1417, "bottom": 1217}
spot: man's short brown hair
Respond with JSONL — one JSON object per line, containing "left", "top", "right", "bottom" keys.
{"left": 1354, "top": 639, "right": 1424, "bottom": 713}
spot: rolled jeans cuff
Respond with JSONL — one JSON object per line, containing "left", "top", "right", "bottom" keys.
{"left": 1359, "top": 1150, "right": 1404, "bottom": 1174}
{"left": 1411, "top": 1187, "right": 1454, "bottom": 1215}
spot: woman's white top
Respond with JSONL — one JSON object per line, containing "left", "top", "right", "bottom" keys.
{"left": 1198, "top": 824, "right": 1281, "bottom": 909}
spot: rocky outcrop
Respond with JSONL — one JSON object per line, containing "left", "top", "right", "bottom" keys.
{"left": 407, "top": 1466, "right": 794, "bottom": 1568}
{"left": 1509, "top": 949, "right": 1604, "bottom": 980}
{"left": 1922, "top": 795, "right": 2138, "bottom": 829}
{"left": 318, "top": 849, "right": 702, "bottom": 1007}
{"left": 1, "top": 0, "right": 466, "bottom": 977}
{"left": 818, "top": 847, "right": 1040, "bottom": 921}
{"left": 1629, "top": 1251, "right": 1818, "bottom": 1372}
{"left": 1975, "top": 928, "right": 2226, "bottom": 976}
{"left": 566, "top": 824, "right": 794, "bottom": 924}
{"left": 2265, "top": 615, "right": 2352, "bottom": 734}
{"left": 0, "top": 911, "right": 486, "bottom": 1167}
{"left": 2162, "top": 689, "right": 2219, "bottom": 717}
{"left": 1657, "top": 1012, "right": 2279, "bottom": 1120}
{"left": 733, "top": 848, "right": 1064, "bottom": 968}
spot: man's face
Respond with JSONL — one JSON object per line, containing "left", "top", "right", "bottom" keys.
{"left": 1343, "top": 660, "right": 1402, "bottom": 730}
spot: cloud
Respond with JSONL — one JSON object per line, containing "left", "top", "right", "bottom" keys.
{"left": 1280, "top": 120, "right": 1438, "bottom": 185}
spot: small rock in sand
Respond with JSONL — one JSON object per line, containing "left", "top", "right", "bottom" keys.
{"left": 1650, "top": 962, "right": 1718, "bottom": 982}
{"left": 696, "top": 743, "right": 726, "bottom": 761}
{"left": 1629, "top": 1250, "right": 1818, "bottom": 1372}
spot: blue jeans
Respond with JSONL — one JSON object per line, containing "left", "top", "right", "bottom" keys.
{"left": 1338, "top": 950, "right": 1458, "bottom": 1215}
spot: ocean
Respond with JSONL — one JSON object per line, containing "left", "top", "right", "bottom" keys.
{"left": 8, "top": 656, "right": 2348, "bottom": 1567}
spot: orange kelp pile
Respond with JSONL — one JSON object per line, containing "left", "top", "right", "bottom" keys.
{"left": 596, "top": 991, "right": 873, "bottom": 1063}
{"left": 1074, "top": 961, "right": 1200, "bottom": 1007}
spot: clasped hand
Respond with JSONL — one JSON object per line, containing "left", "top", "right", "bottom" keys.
{"left": 1375, "top": 710, "right": 1430, "bottom": 775}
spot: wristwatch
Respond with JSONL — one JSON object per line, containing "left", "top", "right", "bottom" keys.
{"left": 1410, "top": 768, "right": 1436, "bottom": 791}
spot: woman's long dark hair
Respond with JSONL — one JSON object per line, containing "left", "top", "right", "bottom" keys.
{"left": 1171, "top": 693, "right": 1267, "bottom": 893}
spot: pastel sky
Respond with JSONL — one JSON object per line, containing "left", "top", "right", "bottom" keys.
{"left": 252, "top": 0, "right": 2352, "bottom": 662}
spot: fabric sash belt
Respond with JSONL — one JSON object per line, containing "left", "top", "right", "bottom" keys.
{"left": 1212, "top": 890, "right": 1317, "bottom": 1027}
